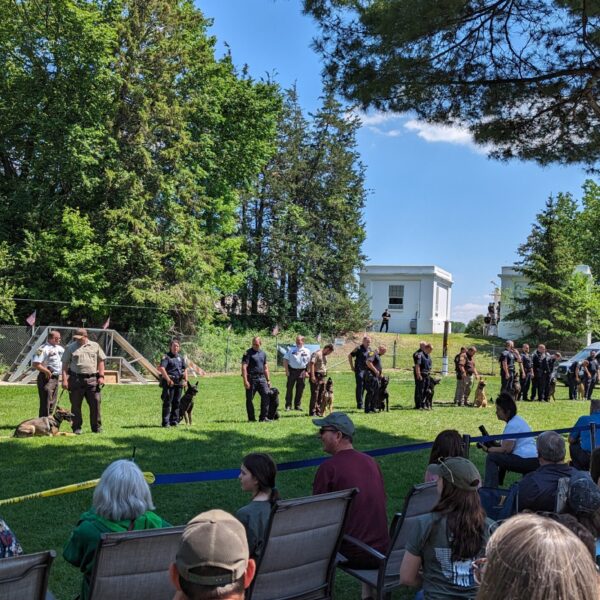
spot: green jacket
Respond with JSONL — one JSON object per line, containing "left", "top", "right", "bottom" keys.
{"left": 63, "top": 509, "right": 170, "bottom": 600}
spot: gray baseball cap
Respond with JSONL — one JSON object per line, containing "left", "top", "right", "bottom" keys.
{"left": 312, "top": 412, "right": 355, "bottom": 436}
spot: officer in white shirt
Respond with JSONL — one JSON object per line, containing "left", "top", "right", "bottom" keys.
{"left": 284, "top": 335, "right": 312, "bottom": 411}
{"left": 32, "top": 330, "right": 65, "bottom": 416}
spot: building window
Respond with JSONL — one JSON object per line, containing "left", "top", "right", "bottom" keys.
{"left": 388, "top": 285, "right": 404, "bottom": 309}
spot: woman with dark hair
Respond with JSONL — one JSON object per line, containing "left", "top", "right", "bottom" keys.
{"left": 590, "top": 447, "right": 600, "bottom": 485}
{"left": 425, "top": 429, "right": 464, "bottom": 483}
{"left": 236, "top": 453, "right": 280, "bottom": 559}
{"left": 400, "top": 457, "right": 496, "bottom": 599}
{"left": 479, "top": 392, "right": 539, "bottom": 487}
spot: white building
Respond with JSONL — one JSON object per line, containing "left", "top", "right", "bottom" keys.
{"left": 498, "top": 264, "right": 593, "bottom": 343}
{"left": 359, "top": 265, "right": 453, "bottom": 334}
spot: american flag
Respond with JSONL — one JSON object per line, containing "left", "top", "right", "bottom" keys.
{"left": 271, "top": 324, "right": 279, "bottom": 336}
{"left": 102, "top": 317, "right": 110, "bottom": 330}
{"left": 25, "top": 310, "right": 36, "bottom": 327}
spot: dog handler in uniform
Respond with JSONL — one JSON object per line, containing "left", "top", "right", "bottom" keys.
{"left": 62, "top": 328, "right": 105, "bottom": 434}
{"left": 349, "top": 336, "right": 371, "bottom": 410}
{"left": 158, "top": 339, "right": 188, "bottom": 427}
{"left": 33, "top": 329, "right": 64, "bottom": 417}
{"left": 309, "top": 344, "right": 334, "bottom": 416}
{"left": 241, "top": 336, "right": 271, "bottom": 422}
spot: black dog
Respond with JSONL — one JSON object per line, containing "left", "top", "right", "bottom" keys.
{"left": 267, "top": 387, "right": 280, "bottom": 420}
{"left": 178, "top": 381, "right": 199, "bottom": 425}
{"left": 379, "top": 376, "right": 390, "bottom": 412}
{"left": 422, "top": 377, "right": 441, "bottom": 410}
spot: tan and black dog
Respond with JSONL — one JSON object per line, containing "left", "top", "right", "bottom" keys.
{"left": 321, "top": 378, "right": 334, "bottom": 415}
{"left": 178, "top": 381, "right": 199, "bottom": 425}
{"left": 474, "top": 379, "right": 488, "bottom": 408}
{"left": 13, "top": 407, "right": 75, "bottom": 438}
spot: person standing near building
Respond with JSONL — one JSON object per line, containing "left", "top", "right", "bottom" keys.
{"left": 568, "top": 359, "right": 581, "bottom": 400}
{"left": 33, "top": 329, "right": 64, "bottom": 417}
{"left": 241, "top": 336, "right": 271, "bottom": 422}
{"left": 349, "top": 336, "right": 372, "bottom": 410}
{"left": 283, "top": 335, "right": 311, "bottom": 411}
{"left": 62, "top": 328, "right": 105, "bottom": 434}
{"left": 309, "top": 343, "right": 334, "bottom": 416}
{"left": 531, "top": 343, "right": 550, "bottom": 401}
{"left": 519, "top": 343, "right": 533, "bottom": 401}
{"left": 453, "top": 346, "right": 467, "bottom": 406}
{"left": 415, "top": 343, "right": 433, "bottom": 410}
{"left": 158, "top": 339, "right": 188, "bottom": 427}
{"left": 463, "top": 346, "right": 480, "bottom": 405}
{"left": 380, "top": 309, "right": 391, "bottom": 333}
{"left": 585, "top": 351, "right": 598, "bottom": 400}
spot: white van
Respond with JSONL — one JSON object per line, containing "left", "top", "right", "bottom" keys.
{"left": 555, "top": 342, "right": 600, "bottom": 383}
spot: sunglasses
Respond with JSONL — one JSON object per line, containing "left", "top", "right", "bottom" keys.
{"left": 319, "top": 427, "right": 338, "bottom": 435}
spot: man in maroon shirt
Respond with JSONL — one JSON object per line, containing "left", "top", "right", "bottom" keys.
{"left": 312, "top": 412, "right": 389, "bottom": 598}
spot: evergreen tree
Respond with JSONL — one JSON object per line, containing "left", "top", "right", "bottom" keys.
{"left": 505, "top": 194, "right": 600, "bottom": 345}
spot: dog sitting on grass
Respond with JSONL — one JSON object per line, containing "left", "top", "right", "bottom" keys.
{"left": 13, "top": 407, "right": 75, "bottom": 438}
{"left": 320, "top": 378, "right": 334, "bottom": 415}
{"left": 474, "top": 379, "right": 488, "bottom": 408}
{"left": 178, "top": 381, "right": 199, "bottom": 425}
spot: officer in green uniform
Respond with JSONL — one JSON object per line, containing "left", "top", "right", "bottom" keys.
{"left": 62, "top": 328, "right": 106, "bottom": 434}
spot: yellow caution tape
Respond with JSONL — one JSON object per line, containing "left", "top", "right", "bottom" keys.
{"left": 0, "top": 472, "right": 155, "bottom": 506}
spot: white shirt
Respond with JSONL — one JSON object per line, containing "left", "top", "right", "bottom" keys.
{"left": 503, "top": 415, "right": 538, "bottom": 459}
{"left": 284, "top": 345, "right": 312, "bottom": 369}
{"left": 32, "top": 343, "right": 65, "bottom": 375}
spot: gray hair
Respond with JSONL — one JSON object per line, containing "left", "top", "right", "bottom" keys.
{"left": 93, "top": 460, "right": 155, "bottom": 522}
{"left": 537, "top": 431, "right": 566, "bottom": 463}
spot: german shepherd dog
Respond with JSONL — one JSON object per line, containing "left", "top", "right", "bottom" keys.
{"left": 422, "top": 377, "right": 441, "bottom": 410}
{"left": 474, "top": 379, "right": 488, "bottom": 408}
{"left": 321, "top": 378, "right": 334, "bottom": 415}
{"left": 267, "top": 387, "right": 280, "bottom": 420}
{"left": 548, "top": 377, "right": 557, "bottom": 402}
{"left": 178, "top": 381, "right": 199, "bottom": 425}
{"left": 13, "top": 407, "right": 75, "bottom": 438}
{"left": 511, "top": 377, "right": 521, "bottom": 401}
{"left": 578, "top": 381, "right": 587, "bottom": 400}
{"left": 375, "top": 376, "right": 389, "bottom": 412}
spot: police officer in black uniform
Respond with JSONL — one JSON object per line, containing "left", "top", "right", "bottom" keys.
{"left": 348, "top": 336, "right": 371, "bottom": 410}
{"left": 158, "top": 339, "right": 188, "bottom": 427}
{"left": 519, "top": 343, "right": 533, "bottom": 401}
{"left": 365, "top": 345, "right": 386, "bottom": 413}
{"left": 499, "top": 340, "right": 518, "bottom": 394}
{"left": 532, "top": 344, "right": 553, "bottom": 402}
{"left": 412, "top": 341, "right": 426, "bottom": 409}
{"left": 568, "top": 358, "right": 580, "bottom": 400}
{"left": 415, "top": 342, "right": 433, "bottom": 410}
{"left": 241, "top": 336, "right": 272, "bottom": 422}
{"left": 586, "top": 351, "right": 598, "bottom": 400}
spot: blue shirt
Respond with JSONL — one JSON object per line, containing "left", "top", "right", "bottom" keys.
{"left": 571, "top": 414, "right": 600, "bottom": 452}
{"left": 518, "top": 463, "right": 579, "bottom": 512}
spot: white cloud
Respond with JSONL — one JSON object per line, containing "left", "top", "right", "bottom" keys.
{"left": 403, "top": 119, "right": 490, "bottom": 154}
{"left": 368, "top": 126, "right": 403, "bottom": 137}
{"left": 452, "top": 303, "right": 487, "bottom": 324}
{"left": 353, "top": 110, "right": 404, "bottom": 127}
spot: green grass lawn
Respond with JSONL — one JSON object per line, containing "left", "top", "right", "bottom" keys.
{"left": 0, "top": 372, "right": 588, "bottom": 599}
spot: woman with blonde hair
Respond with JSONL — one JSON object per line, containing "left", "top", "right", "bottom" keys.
{"left": 476, "top": 513, "right": 599, "bottom": 600}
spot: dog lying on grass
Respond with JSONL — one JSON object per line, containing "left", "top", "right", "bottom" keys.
{"left": 13, "top": 407, "right": 75, "bottom": 438}
{"left": 178, "top": 381, "right": 199, "bottom": 425}
{"left": 474, "top": 379, "right": 488, "bottom": 408}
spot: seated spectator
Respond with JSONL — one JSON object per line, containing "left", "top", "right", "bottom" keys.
{"left": 424, "top": 429, "right": 464, "bottom": 483}
{"left": 535, "top": 512, "right": 596, "bottom": 562}
{"left": 568, "top": 476, "right": 600, "bottom": 562}
{"left": 479, "top": 393, "right": 539, "bottom": 488}
{"left": 569, "top": 400, "right": 600, "bottom": 470}
{"left": 0, "top": 517, "right": 23, "bottom": 558}
{"left": 475, "top": 513, "right": 599, "bottom": 600}
{"left": 400, "top": 457, "right": 495, "bottom": 599}
{"left": 170, "top": 509, "right": 256, "bottom": 600}
{"left": 63, "top": 459, "right": 170, "bottom": 600}
{"left": 591, "top": 447, "right": 600, "bottom": 485}
{"left": 236, "top": 453, "right": 280, "bottom": 559}
{"left": 518, "top": 431, "right": 579, "bottom": 512}
{"left": 312, "top": 412, "right": 389, "bottom": 600}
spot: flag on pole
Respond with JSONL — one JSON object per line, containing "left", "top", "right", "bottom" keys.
{"left": 102, "top": 317, "right": 110, "bottom": 330}
{"left": 227, "top": 323, "right": 232, "bottom": 332}
{"left": 25, "top": 310, "right": 36, "bottom": 327}
{"left": 271, "top": 324, "right": 279, "bottom": 336}
{"left": 317, "top": 332, "right": 322, "bottom": 343}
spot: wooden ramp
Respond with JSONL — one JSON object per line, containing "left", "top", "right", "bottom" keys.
{"left": 3, "top": 327, "right": 159, "bottom": 384}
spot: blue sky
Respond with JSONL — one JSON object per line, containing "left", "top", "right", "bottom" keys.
{"left": 199, "top": 0, "right": 590, "bottom": 324}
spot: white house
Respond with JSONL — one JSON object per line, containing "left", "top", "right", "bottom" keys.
{"left": 498, "top": 264, "right": 593, "bottom": 343}
{"left": 359, "top": 265, "right": 453, "bottom": 334}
